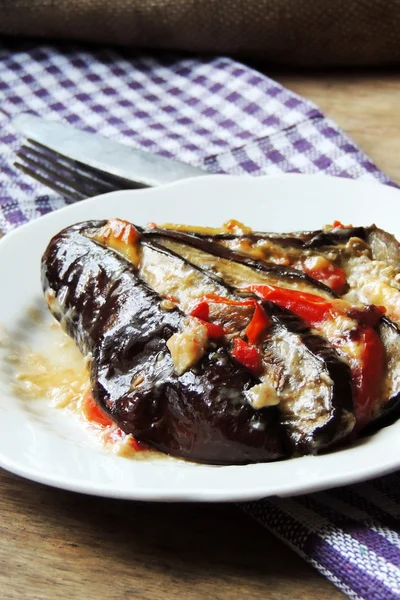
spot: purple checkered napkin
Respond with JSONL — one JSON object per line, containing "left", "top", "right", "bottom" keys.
{"left": 0, "top": 43, "right": 392, "bottom": 232}
{"left": 1, "top": 41, "right": 400, "bottom": 600}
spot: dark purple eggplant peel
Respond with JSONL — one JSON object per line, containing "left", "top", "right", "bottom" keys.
{"left": 41, "top": 221, "right": 356, "bottom": 464}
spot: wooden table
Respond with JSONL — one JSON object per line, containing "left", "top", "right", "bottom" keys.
{"left": 2, "top": 72, "right": 400, "bottom": 600}
{"left": 277, "top": 70, "right": 400, "bottom": 184}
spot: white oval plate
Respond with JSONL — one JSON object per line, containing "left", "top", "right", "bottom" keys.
{"left": 1, "top": 173, "right": 400, "bottom": 502}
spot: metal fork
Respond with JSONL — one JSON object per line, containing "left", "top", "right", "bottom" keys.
{"left": 15, "top": 140, "right": 145, "bottom": 202}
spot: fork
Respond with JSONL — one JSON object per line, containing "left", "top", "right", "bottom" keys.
{"left": 15, "top": 140, "right": 144, "bottom": 202}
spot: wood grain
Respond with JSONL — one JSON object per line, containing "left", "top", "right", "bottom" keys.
{"left": 3, "top": 71, "right": 400, "bottom": 600}
{"left": 0, "top": 470, "right": 337, "bottom": 600}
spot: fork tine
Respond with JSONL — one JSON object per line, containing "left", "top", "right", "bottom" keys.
{"left": 16, "top": 151, "right": 105, "bottom": 200}
{"left": 15, "top": 136, "right": 144, "bottom": 201}
{"left": 18, "top": 144, "right": 119, "bottom": 198}
{"left": 27, "top": 139, "right": 144, "bottom": 190}
{"left": 15, "top": 161, "right": 86, "bottom": 202}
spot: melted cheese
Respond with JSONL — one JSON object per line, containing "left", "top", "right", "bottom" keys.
{"left": 343, "top": 256, "right": 400, "bottom": 323}
{"left": 158, "top": 237, "right": 334, "bottom": 299}
{"left": 320, "top": 314, "right": 357, "bottom": 339}
{"left": 140, "top": 245, "right": 252, "bottom": 335}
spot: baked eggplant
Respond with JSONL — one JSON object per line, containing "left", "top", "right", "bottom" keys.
{"left": 41, "top": 220, "right": 356, "bottom": 461}
{"left": 43, "top": 216, "right": 400, "bottom": 461}
{"left": 239, "top": 224, "right": 400, "bottom": 261}
{"left": 365, "top": 225, "right": 400, "bottom": 270}
{"left": 182, "top": 225, "right": 366, "bottom": 249}
{"left": 200, "top": 223, "right": 400, "bottom": 292}
{"left": 256, "top": 302, "right": 354, "bottom": 452}
{"left": 42, "top": 222, "right": 287, "bottom": 465}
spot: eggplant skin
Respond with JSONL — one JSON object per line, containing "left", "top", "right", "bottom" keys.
{"left": 188, "top": 226, "right": 367, "bottom": 249}
{"left": 41, "top": 222, "right": 286, "bottom": 465}
{"left": 300, "top": 227, "right": 366, "bottom": 249}
{"left": 365, "top": 225, "right": 400, "bottom": 270}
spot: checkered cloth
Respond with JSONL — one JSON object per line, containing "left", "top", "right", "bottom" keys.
{"left": 1, "top": 41, "right": 400, "bottom": 600}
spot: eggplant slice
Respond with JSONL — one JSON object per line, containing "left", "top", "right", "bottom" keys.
{"left": 98, "top": 223, "right": 354, "bottom": 453}
{"left": 42, "top": 222, "right": 287, "bottom": 465}
{"left": 142, "top": 227, "right": 335, "bottom": 297}
{"left": 263, "top": 224, "right": 400, "bottom": 430}
{"left": 142, "top": 228, "right": 335, "bottom": 299}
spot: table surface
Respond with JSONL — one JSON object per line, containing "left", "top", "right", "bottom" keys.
{"left": 2, "top": 71, "right": 400, "bottom": 600}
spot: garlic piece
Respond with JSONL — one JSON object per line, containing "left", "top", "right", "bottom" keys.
{"left": 246, "top": 382, "right": 280, "bottom": 409}
{"left": 304, "top": 255, "right": 331, "bottom": 271}
{"left": 167, "top": 319, "right": 208, "bottom": 375}
{"left": 160, "top": 299, "right": 175, "bottom": 311}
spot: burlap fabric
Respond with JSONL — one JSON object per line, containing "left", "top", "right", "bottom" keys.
{"left": 1, "top": 0, "right": 400, "bottom": 66}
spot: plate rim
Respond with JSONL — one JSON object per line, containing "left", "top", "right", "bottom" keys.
{"left": 1, "top": 172, "right": 400, "bottom": 502}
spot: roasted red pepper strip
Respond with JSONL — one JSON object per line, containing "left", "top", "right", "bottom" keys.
{"left": 245, "top": 302, "right": 270, "bottom": 344}
{"left": 83, "top": 391, "right": 114, "bottom": 428}
{"left": 190, "top": 301, "right": 210, "bottom": 320}
{"left": 248, "top": 284, "right": 385, "bottom": 429}
{"left": 303, "top": 263, "right": 347, "bottom": 294}
{"left": 197, "top": 319, "right": 225, "bottom": 339}
{"left": 203, "top": 294, "right": 270, "bottom": 344}
{"left": 84, "top": 392, "right": 147, "bottom": 450}
{"left": 232, "top": 338, "right": 261, "bottom": 375}
{"left": 103, "top": 218, "right": 139, "bottom": 244}
{"left": 248, "top": 285, "right": 385, "bottom": 326}
{"left": 247, "top": 285, "right": 333, "bottom": 324}
{"left": 332, "top": 220, "right": 353, "bottom": 229}
{"left": 350, "top": 327, "right": 386, "bottom": 428}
